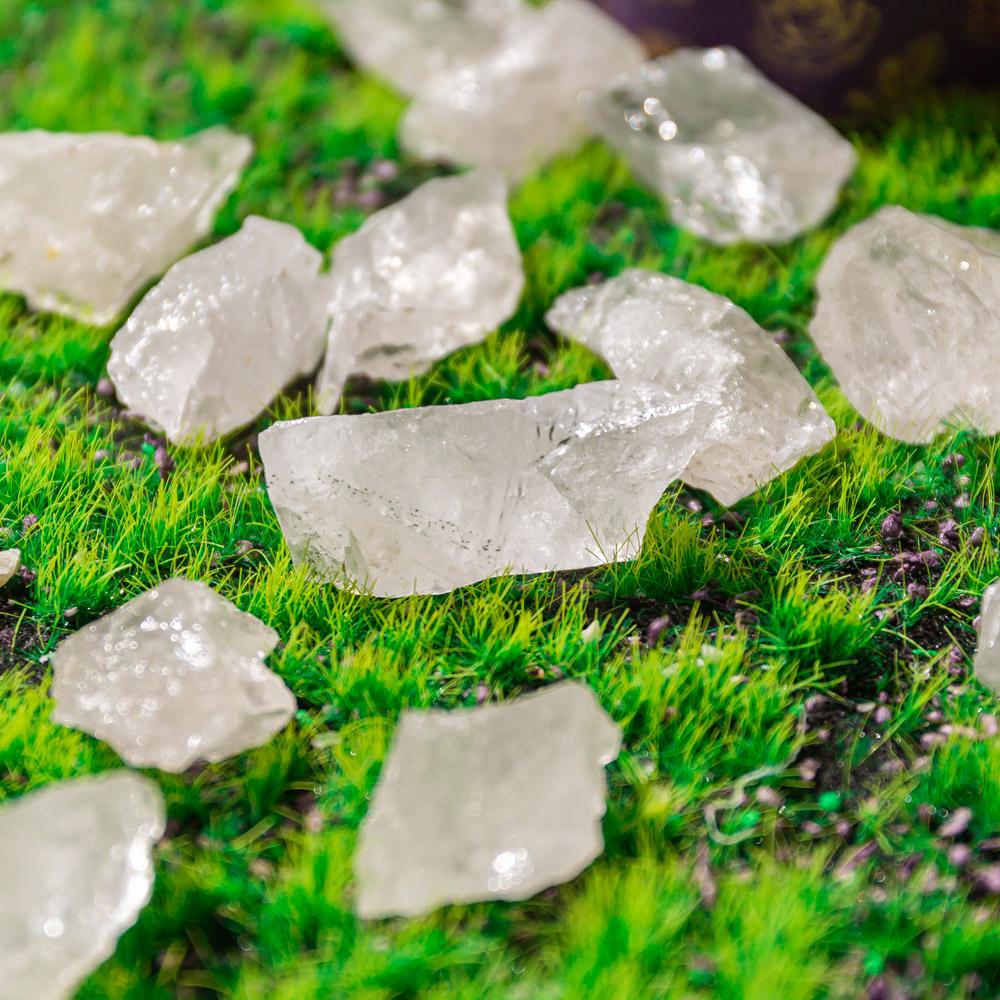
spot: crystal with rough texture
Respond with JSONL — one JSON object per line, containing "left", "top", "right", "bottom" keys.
{"left": 318, "top": 169, "right": 524, "bottom": 413}
{"left": 108, "top": 216, "right": 328, "bottom": 444}
{"left": 546, "top": 269, "right": 834, "bottom": 504}
{"left": 400, "top": 0, "right": 645, "bottom": 178}
{"left": 811, "top": 205, "right": 1000, "bottom": 443}
{"left": 0, "top": 128, "right": 252, "bottom": 325}
{"left": 587, "top": 47, "right": 857, "bottom": 244}
{"left": 976, "top": 581, "right": 1000, "bottom": 694}
{"left": 51, "top": 579, "right": 295, "bottom": 773}
{"left": 0, "top": 771, "right": 165, "bottom": 1000}
{"left": 324, "top": 0, "right": 522, "bottom": 97}
{"left": 355, "top": 681, "right": 621, "bottom": 918}
{"left": 260, "top": 381, "right": 701, "bottom": 596}
{"left": 0, "top": 548, "right": 20, "bottom": 588}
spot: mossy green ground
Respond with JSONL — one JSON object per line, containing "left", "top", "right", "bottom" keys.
{"left": 3, "top": 2, "right": 1000, "bottom": 997}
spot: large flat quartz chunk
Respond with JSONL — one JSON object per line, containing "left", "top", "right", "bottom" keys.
{"left": 355, "top": 681, "right": 621, "bottom": 918}
{"left": 260, "top": 381, "right": 702, "bottom": 596}
{"left": 318, "top": 169, "right": 524, "bottom": 413}
{"left": 400, "top": 0, "right": 644, "bottom": 178}
{"left": 587, "top": 47, "right": 856, "bottom": 244}
{"left": 976, "top": 581, "right": 1000, "bottom": 694}
{"left": 51, "top": 579, "right": 295, "bottom": 773}
{"left": 108, "top": 216, "right": 328, "bottom": 444}
{"left": 0, "top": 771, "right": 165, "bottom": 1000}
{"left": 811, "top": 206, "right": 1000, "bottom": 443}
{"left": 324, "top": 0, "right": 523, "bottom": 97}
{"left": 0, "top": 128, "right": 252, "bottom": 324}
{"left": 546, "top": 269, "right": 834, "bottom": 505}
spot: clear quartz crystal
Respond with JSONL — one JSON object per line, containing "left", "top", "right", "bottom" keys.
{"left": 0, "top": 771, "right": 165, "bottom": 1000}
{"left": 318, "top": 169, "right": 523, "bottom": 413}
{"left": 323, "top": 0, "right": 523, "bottom": 97}
{"left": 546, "top": 269, "right": 834, "bottom": 504}
{"left": 108, "top": 216, "right": 329, "bottom": 445}
{"left": 0, "top": 128, "right": 252, "bottom": 324}
{"left": 355, "top": 681, "right": 621, "bottom": 918}
{"left": 976, "top": 581, "right": 1000, "bottom": 694}
{"left": 260, "top": 380, "right": 703, "bottom": 597}
{"left": 811, "top": 205, "right": 1000, "bottom": 443}
{"left": 51, "top": 579, "right": 295, "bottom": 773}
{"left": 587, "top": 47, "right": 856, "bottom": 244}
{"left": 400, "top": 0, "right": 645, "bottom": 178}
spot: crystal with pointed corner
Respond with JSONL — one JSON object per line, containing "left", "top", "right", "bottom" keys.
{"left": 0, "top": 128, "right": 252, "bottom": 325}
{"left": 546, "top": 269, "right": 834, "bottom": 504}
{"left": 976, "top": 581, "right": 1000, "bottom": 694}
{"left": 587, "top": 47, "right": 856, "bottom": 244}
{"left": 317, "top": 169, "right": 524, "bottom": 413}
{"left": 0, "top": 548, "right": 20, "bottom": 588}
{"left": 811, "top": 205, "right": 1000, "bottom": 443}
{"left": 0, "top": 771, "right": 164, "bottom": 1000}
{"left": 108, "top": 216, "right": 328, "bottom": 444}
{"left": 51, "top": 579, "right": 295, "bottom": 773}
{"left": 355, "top": 681, "right": 621, "bottom": 918}
{"left": 260, "top": 380, "right": 702, "bottom": 596}
{"left": 400, "top": 0, "right": 644, "bottom": 178}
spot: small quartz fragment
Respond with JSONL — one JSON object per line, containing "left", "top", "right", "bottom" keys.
{"left": 260, "top": 380, "right": 702, "bottom": 596}
{"left": 318, "top": 169, "right": 524, "bottom": 412}
{"left": 587, "top": 47, "right": 856, "bottom": 244}
{"left": 324, "top": 0, "right": 522, "bottom": 97}
{"left": 811, "top": 206, "right": 1000, "bottom": 443}
{"left": 355, "top": 681, "right": 621, "bottom": 918}
{"left": 0, "top": 128, "right": 252, "bottom": 324}
{"left": 400, "top": 0, "right": 645, "bottom": 178}
{"left": 546, "top": 269, "right": 834, "bottom": 504}
{"left": 0, "top": 771, "right": 165, "bottom": 1000}
{"left": 108, "top": 216, "right": 328, "bottom": 444}
{"left": 0, "top": 548, "right": 20, "bottom": 588}
{"left": 51, "top": 579, "right": 295, "bottom": 773}
{"left": 976, "top": 581, "right": 1000, "bottom": 694}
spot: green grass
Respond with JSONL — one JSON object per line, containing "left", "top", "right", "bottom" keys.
{"left": 2, "top": 2, "right": 1000, "bottom": 997}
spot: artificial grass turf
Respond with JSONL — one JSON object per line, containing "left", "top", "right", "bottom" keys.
{"left": 3, "top": 1, "right": 1000, "bottom": 997}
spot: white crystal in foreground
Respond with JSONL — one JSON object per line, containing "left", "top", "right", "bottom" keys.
{"left": 400, "top": 0, "right": 644, "bottom": 178}
{"left": 108, "top": 216, "right": 328, "bottom": 444}
{"left": 0, "top": 548, "right": 20, "bottom": 588}
{"left": 324, "top": 0, "right": 522, "bottom": 97}
{"left": 51, "top": 579, "right": 295, "bottom": 773}
{"left": 318, "top": 169, "right": 524, "bottom": 413}
{"left": 0, "top": 128, "right": 252, "bottom": 325}
{"left": 811, "top": 206, "right": 1000, "bottom": 443}
{"left": 355, "top": 681, "right": 621, "bottom": 918}
{"left": 546, "top": 269, "right": 834, "bottom": 504}
{"left": 0, "top": 771, "right": 165, "bottom": 1000}
{"left": 260, "top": 381, "right": 701, "bottom": 596}
{"left": 587, "top": 47, "right": 856, "bottom": 244}
{"left": 976, "top": 581, "right": 1000, "bottom": 694}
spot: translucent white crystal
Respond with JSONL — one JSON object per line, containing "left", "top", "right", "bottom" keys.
{"left": 811, "top": 206, "right": 1000, "bottom": 443}
{"left": 318, "top": 169, "right": 523, "bottom": 413}
{"left": 400, "top": 0, "right": 645, "bottom": 178}
{"left": 976, "top": 581, "right": 1000, "bottom": 694}
{"left": 0, "top": 128, "right": 252, "bottom": 325}
{"left": 546, "top": 269, "right": 834, "bottom": 504}
{"left": 260, "top": 381, "right": 702, "bottom": 597}
{"left": 0, "top": 771, "right": 165, "bottom": 1000}
{"left": 355, "top": 681, "right": 621, "bottom": 918}
{"left": 51, "top": 579, "right": 295, "bottom": 773}
{"left": 108, "top": 216, "right": 328, "bottom": 444}
{"left": 0, "top": 548, "right": 20, "bottom": 588}
{"left": 324, "top": 0, "right": 523, "bottom": 97}
{"left": 587, "top": 47, "right": 857, "bottom": 244}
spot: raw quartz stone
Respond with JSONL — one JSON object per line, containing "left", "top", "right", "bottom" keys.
{"left": 324, "top": 0, "right": 522, "bottom": 97}
{"left": 355, "top": 681, "right": 621, "bottom": 918}
{"left": 0, "top": 771, "right": 165, "bottom": 1000}
{"left": 108, "top": 216, "right": 328, "bottom": 444}
{"left": 546, "top": 269, "right": 834, "bottom": 505}
{"left": 400, "top": 0, "right": 645, "bottom": 178}
{"left": 811, "top": 206, "right": 1000, "bottom": 443}
{"left": 587, "top": 47, "right": 857, "bottom": 244}
{"left": 0, "top": 128, "right": 251, "bottom": 325}
{"left": 317, "top": 169, "right": 523, "bottom": 413}
{"left": 0, "top": 548, "right": 20, "bottom": 587}
{"left": 260, "top": 380, "right": 702, "bottom": 597}
{"left": 976, "top": 581, "right": 1000, "bottom": 694}
{"left": 50, "top": 579, "right": 295, "bottom": 773}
